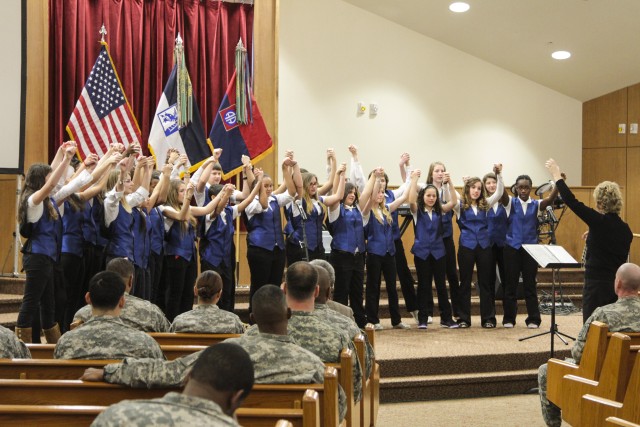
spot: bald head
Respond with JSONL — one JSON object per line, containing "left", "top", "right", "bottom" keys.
{"left": 313, "top": 265, "right": 331, "bottom": 304}
{"left": 285, "top": 261, "right": 319, "bottom": 302}
{"left": 615, "top": 263, "right": 640, "bottom": 295}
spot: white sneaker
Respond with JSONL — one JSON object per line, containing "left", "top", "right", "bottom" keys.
{"left": 427, "top": 316, "right": 433, "bottom": 324}
{"left": 527, "top": 323, "right": 540, "bottom": 329}
{"left": 393, "top": 322, "right": 410, "bottom": 330}
{"left": 503, "top": 323, "right": 514, "bottom": 329}
{"left": 372, "top": 323, "right": 384, "bottom": 331}
{"left": 410, "top": 310, "right": 419, "bottom": 324}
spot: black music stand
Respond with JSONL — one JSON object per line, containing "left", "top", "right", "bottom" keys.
{"left": 518, "top": 244, "right": 581, "bottom": 358}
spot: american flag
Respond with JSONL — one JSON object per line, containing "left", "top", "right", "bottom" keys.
{"left": 66, "top": 44, "right": 142, "bottom": 159}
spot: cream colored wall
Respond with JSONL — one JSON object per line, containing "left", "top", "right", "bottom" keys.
{"left": 278, "top": 0, "right": 582, "bottom": 187}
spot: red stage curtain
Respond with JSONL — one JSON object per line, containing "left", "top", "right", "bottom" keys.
{"left": 49, "top": 0, "right": 253, "bottom": 160}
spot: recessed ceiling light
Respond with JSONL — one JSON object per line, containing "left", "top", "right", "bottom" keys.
{"left": 449, "top": 2, "right": 470, "bottom": 13}
{"left": 551, "top": 50, "right": 571, "bottom": 60}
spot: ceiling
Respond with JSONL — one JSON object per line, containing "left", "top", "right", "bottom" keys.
{"left": 341, "top": 0, "right": 640, "bottom": 102}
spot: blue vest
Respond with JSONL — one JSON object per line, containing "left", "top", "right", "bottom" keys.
{"left": 148, "top": 206, "right": 164, "bottom": 256}
{"left": 106, "top": 203, "right": 135, "bottom": 260}
{"left": 506, "top": 197, "right": 539, "bottom": 249}
{"left": 487, "top": 204, "right": 508, "bottom": 247}
{"left": 385, "top": 190, "right": 402, "bottom": 241}
{"left": 23, "top": 198, "right": 62, "bottom": 261}
{"left": 247, "top": 197, "right": 285, "bottom": 250}
{"left": 411, "top": 209, "right": 445, "bottom": 261}
{"left": 164, "top": 220, "right": 196, "bottom": 261}
{"left": 439, "top": 187, "right": 454, "bottom": 238}
{"left": 288, "top": 199, "right": 324, "bottom": 251}
{"left": 61, "top": 200, "right": 84, "bottom": 257}
{"left": 201, "top": 206, "right": 234, "bottom": 267}
{"left": 330, "top": 204, "right": 365, "bottom": 254}
{"left": 132, "top": 208, "right": 149, "bottom": 269}
{"left": 82, "top": 200, "right": 97, "bottom": 246}
{"left": 366, "top": 208, "right": 396, "bottom": 257}
{"left": 457, "top": 204, "right": 490, "bottom": 250}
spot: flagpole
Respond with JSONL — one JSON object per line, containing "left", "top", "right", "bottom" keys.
{"left": 235, "top": 173, "right": 241, "bottom": 288}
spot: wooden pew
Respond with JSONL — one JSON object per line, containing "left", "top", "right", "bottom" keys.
{"left": 327, "top": 348, "right": 359, "bottom": 427}
{"left": 606, "top": 417, "right": 640, "bottom": 427}
{"left": 547, "top": 322, "right": 640, "bottom": 408}
{"left": 0, "top": 367, "right": 341, "bottom": 427}
{"left": 0, "top": 359, "right": 117, "bottom": 380}
{"left": 25, "top": 343, "right": 206, "bottom": 360}
{"left": 364, "top": 325, "right": 378, "bottom": 427}
{"left": 147, "top": 332, "right": 240, "bottom": 346}
{"left": 561, "top": 333, "right": 640, "bottom": 426}
{"left": 581, "top": 348, "right": 640, "bottom": 427}
{"left": 0, "top": 390, "right": 320, "bottom": 427}
{"left": 353, "top": 333, "right": 371, "bottom": 427}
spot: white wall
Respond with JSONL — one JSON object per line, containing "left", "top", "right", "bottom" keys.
{"left": 278, "top": 0, "right": 582, "bottom": 188}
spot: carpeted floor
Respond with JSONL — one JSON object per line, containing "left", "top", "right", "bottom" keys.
{"left": 378, "top": 393, "right": 569, "bottom": 426}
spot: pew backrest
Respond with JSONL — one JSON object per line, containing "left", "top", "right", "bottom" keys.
{"left": 147, "top": 332, "right": 240, "bottom": 346}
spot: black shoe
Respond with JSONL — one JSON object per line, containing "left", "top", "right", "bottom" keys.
{"left": 440, "top": 319, "right": 460, "bottom": 329}
{"left": 482, "top": 322, "right": 496, "bottom": 329}
{"left": 457, "top": 320, "right": 470, "bottom": 328}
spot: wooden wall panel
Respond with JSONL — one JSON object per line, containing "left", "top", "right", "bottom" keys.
{"left": 628, "top": 84, "right": 640, "bottom": 148}
{"left": 582, "top": 148, "right": 626, "bottom": 187}
{"left": 582, "top": 88, "right": 627, "bottom": 149}
{"left": 626, "top": 147, "right": 640, "bottom": 263}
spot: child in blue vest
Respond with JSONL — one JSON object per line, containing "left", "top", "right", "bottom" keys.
{"left": 483, "top": 172, "right": 509, "bottom": 300}
{"left": 244, "top": 156, "right": 298, "bottom": 312}
{"left": 199, "top": 172, "right": 263, "bottom": 312}
{"left": 452, "top": 164, "right": 504, "bottom": 328}
{"left": 502, "top": 174, "right": 559, "bottom": 328}
{"left": 360, "top": 167, "right": 416, "bottom": 330}
{"left": 408, "top": 170, "right": 458, "bottom": 330}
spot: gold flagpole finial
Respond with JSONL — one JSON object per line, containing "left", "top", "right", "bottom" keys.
{"left": 99, "top": 24, "right": 107, "bottom": 43}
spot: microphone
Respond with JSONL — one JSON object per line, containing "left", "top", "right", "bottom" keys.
{"left": 296, "top": 199, "right": 308, "bottom": 221}
{"left": 546, "top": 205, "right": 558, "bottom": 223}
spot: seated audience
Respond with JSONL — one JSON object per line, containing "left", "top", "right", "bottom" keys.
{"left": 170, "top": 270, "right": 244, "bottom": 334}
{"left": 91, "top": 343, "right": 254, "bottom": 426}
{"left": 311, "top": 260, "right": 374, "bottom": 377}
{"left": 72, "top": 258, "right": 170, "bottom": 332}
{"left": 312, "top": 258, "right": 356, "bottom": 321}
{"left": 0, "top": 325, "right": 31, "bottom": 359}
{"left": 54, "top": 271, "right": 164, "bottom": 360}
{"left": 537, "top": 262, "right": 640, "bottom": 427}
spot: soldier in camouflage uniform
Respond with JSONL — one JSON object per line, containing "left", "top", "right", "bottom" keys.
{"left": 311, "top": 260, "right": 374, "bottom": 378}
{"left": 91, "top": 343, "right": 254, "bottom": 427}
{"left": 72, "top": 258, "right": 170, "bottom": 332}
{"left": 538, "top": 263, "right": 640, "bottom": 427}
{"left": 55, "top": 271, "right": 164, "bottom": 360}
{"left": 312, "top": 258, "right": 356, "bottom": 321}
{"left": 169, "top": 270, "right": 244, "bottom": 333}
{"left": 274, "top": 261, "right": 363, "bottom": 403}
{"left": 0, "top": 325, "right": 31, "bottom": 359}
{"left": 81, "top": 284, "right": 348, "bottom": 421}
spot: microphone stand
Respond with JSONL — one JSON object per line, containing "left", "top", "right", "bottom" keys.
{"left": 295, "top": 201, "right": 310, "bottom": 262}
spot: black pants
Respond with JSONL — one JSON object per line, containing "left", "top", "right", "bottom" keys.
{"left": 366, "top": 253, "right": 401, "bottom": 326}
{"left": 201, "top": 258, "right": 235, "bottom": 312}
{"left": 458, "top": 245, "right": 495, "bottom": 326}
{"left": 503, "top": 245, "right": 541, "bottom": 326}
{"left": 330, "top": 250, "right": 366, "bottom": 327}
{"left": 394, "top": 239, "right": 417, "bottom": 312}
{"left": 18, "top": 254, "right": 57, "bottom": 342}
{"left": 490, "top": 243, "right": 506, "bottom": 291}
{"left": 163, "top": 255, "right": 197, "bottom": 322}
{"left": 60, "top": 252, "right": 85, "bottom": 331}
{"left": 148, "top": 251, "right": 164, "bottom": 308}
{"left": 247, "top": 246, "right": 285, "bottom": 312}
{"left": 443, "top": 235, "right": 461, "bottom": 317}
{"left": 582, "top": 274, "right": 617, "bottom": 323}
{"left": 415, "top": 254, "right": 452, "bottom": 324}
{"left": 286, "top": 240, "right": 325, "bottom": 266}
{"left": 133, "top": 265, "right": 150, "bottom": 301}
